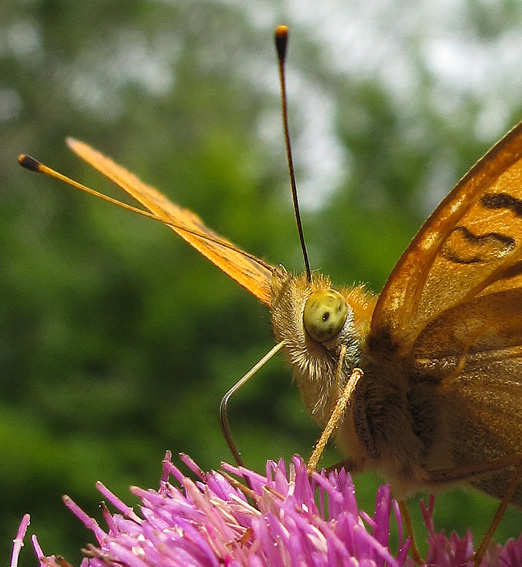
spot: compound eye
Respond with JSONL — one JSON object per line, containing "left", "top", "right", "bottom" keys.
{"left": 303, "top": 289, "right": 348, "bottom": 343}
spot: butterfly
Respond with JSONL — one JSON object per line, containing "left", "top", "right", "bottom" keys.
{"left": 18, "top": 26, "right": 522, "bottom": 565}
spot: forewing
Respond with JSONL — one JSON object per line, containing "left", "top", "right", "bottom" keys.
{"left": 371, "top": 121, "right": 522, "bottom": 353}
{"left": 67, "top": 138, "right": 274, "bottom": 306}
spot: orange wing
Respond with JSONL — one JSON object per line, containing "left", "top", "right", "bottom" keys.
{"left": 67, "top": 138, "right": 274, "bottom": 306}
{"left": 368, "top": 120, "right": 522, "bottom": 506}
{"left": 371, "top": 121, "right": 522, "bottom": 353}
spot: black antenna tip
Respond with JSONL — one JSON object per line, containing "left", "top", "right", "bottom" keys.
{"left": 18, "top": 154, "right": 42, "bottom": 172}
{"left": 274, "top": 25, "right": 289, "bottom": 63}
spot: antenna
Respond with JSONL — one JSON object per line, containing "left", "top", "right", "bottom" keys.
{"left": 275, "top": 25, "right": 311, "bottom": 282}
{"left": 17, "top": 153, "right": 273, "bottom": 273}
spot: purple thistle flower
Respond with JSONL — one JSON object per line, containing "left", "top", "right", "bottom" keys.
{"left": 27, "top": 453, "right": 410, "bottom": 567}
{"left": 419, "top": 496, "right": 522, "bottom": 567}
{"left": 10, "top": 453, "right": 522, "bottom": 567}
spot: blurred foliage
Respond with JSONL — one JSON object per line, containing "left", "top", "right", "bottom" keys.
{"left": 2, "top": 0, "right": 522, "bottom": 565}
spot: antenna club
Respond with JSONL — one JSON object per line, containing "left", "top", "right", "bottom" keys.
{"left": 274, "top": 25, "right": 289, "bottom": 62}
{"left": 18, "top": 154, "right": 42, "bottom": 172}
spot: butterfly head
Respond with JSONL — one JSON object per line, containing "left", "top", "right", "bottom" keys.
{"left": 269, "top": 269, "right": 376, "bottom": 424}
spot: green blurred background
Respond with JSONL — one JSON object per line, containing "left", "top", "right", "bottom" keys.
{"left": 2, "top": 0, "right": 522, "bottom": 564}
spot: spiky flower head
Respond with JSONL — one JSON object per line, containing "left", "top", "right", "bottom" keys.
{"left": 12, "top": 454, "right": 522, "bottom": 567}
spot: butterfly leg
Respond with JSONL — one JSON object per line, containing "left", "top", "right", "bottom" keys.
{"left": 307, "top": 361, "right": 363, "bottom": 473}
{"left": 427, "top": 455, "right": 522, "bottom": 484}
{"left": 427, "top": 455, "right": 522, "bottom": 566}
{"left": 398, "top": 500, "right": 423, "bottom": 565}
{"left": 473, "top": 457, "right": 522, "bottom": 566}
{"left": 219, "top": 341, "right": 286, "bottom": 467}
